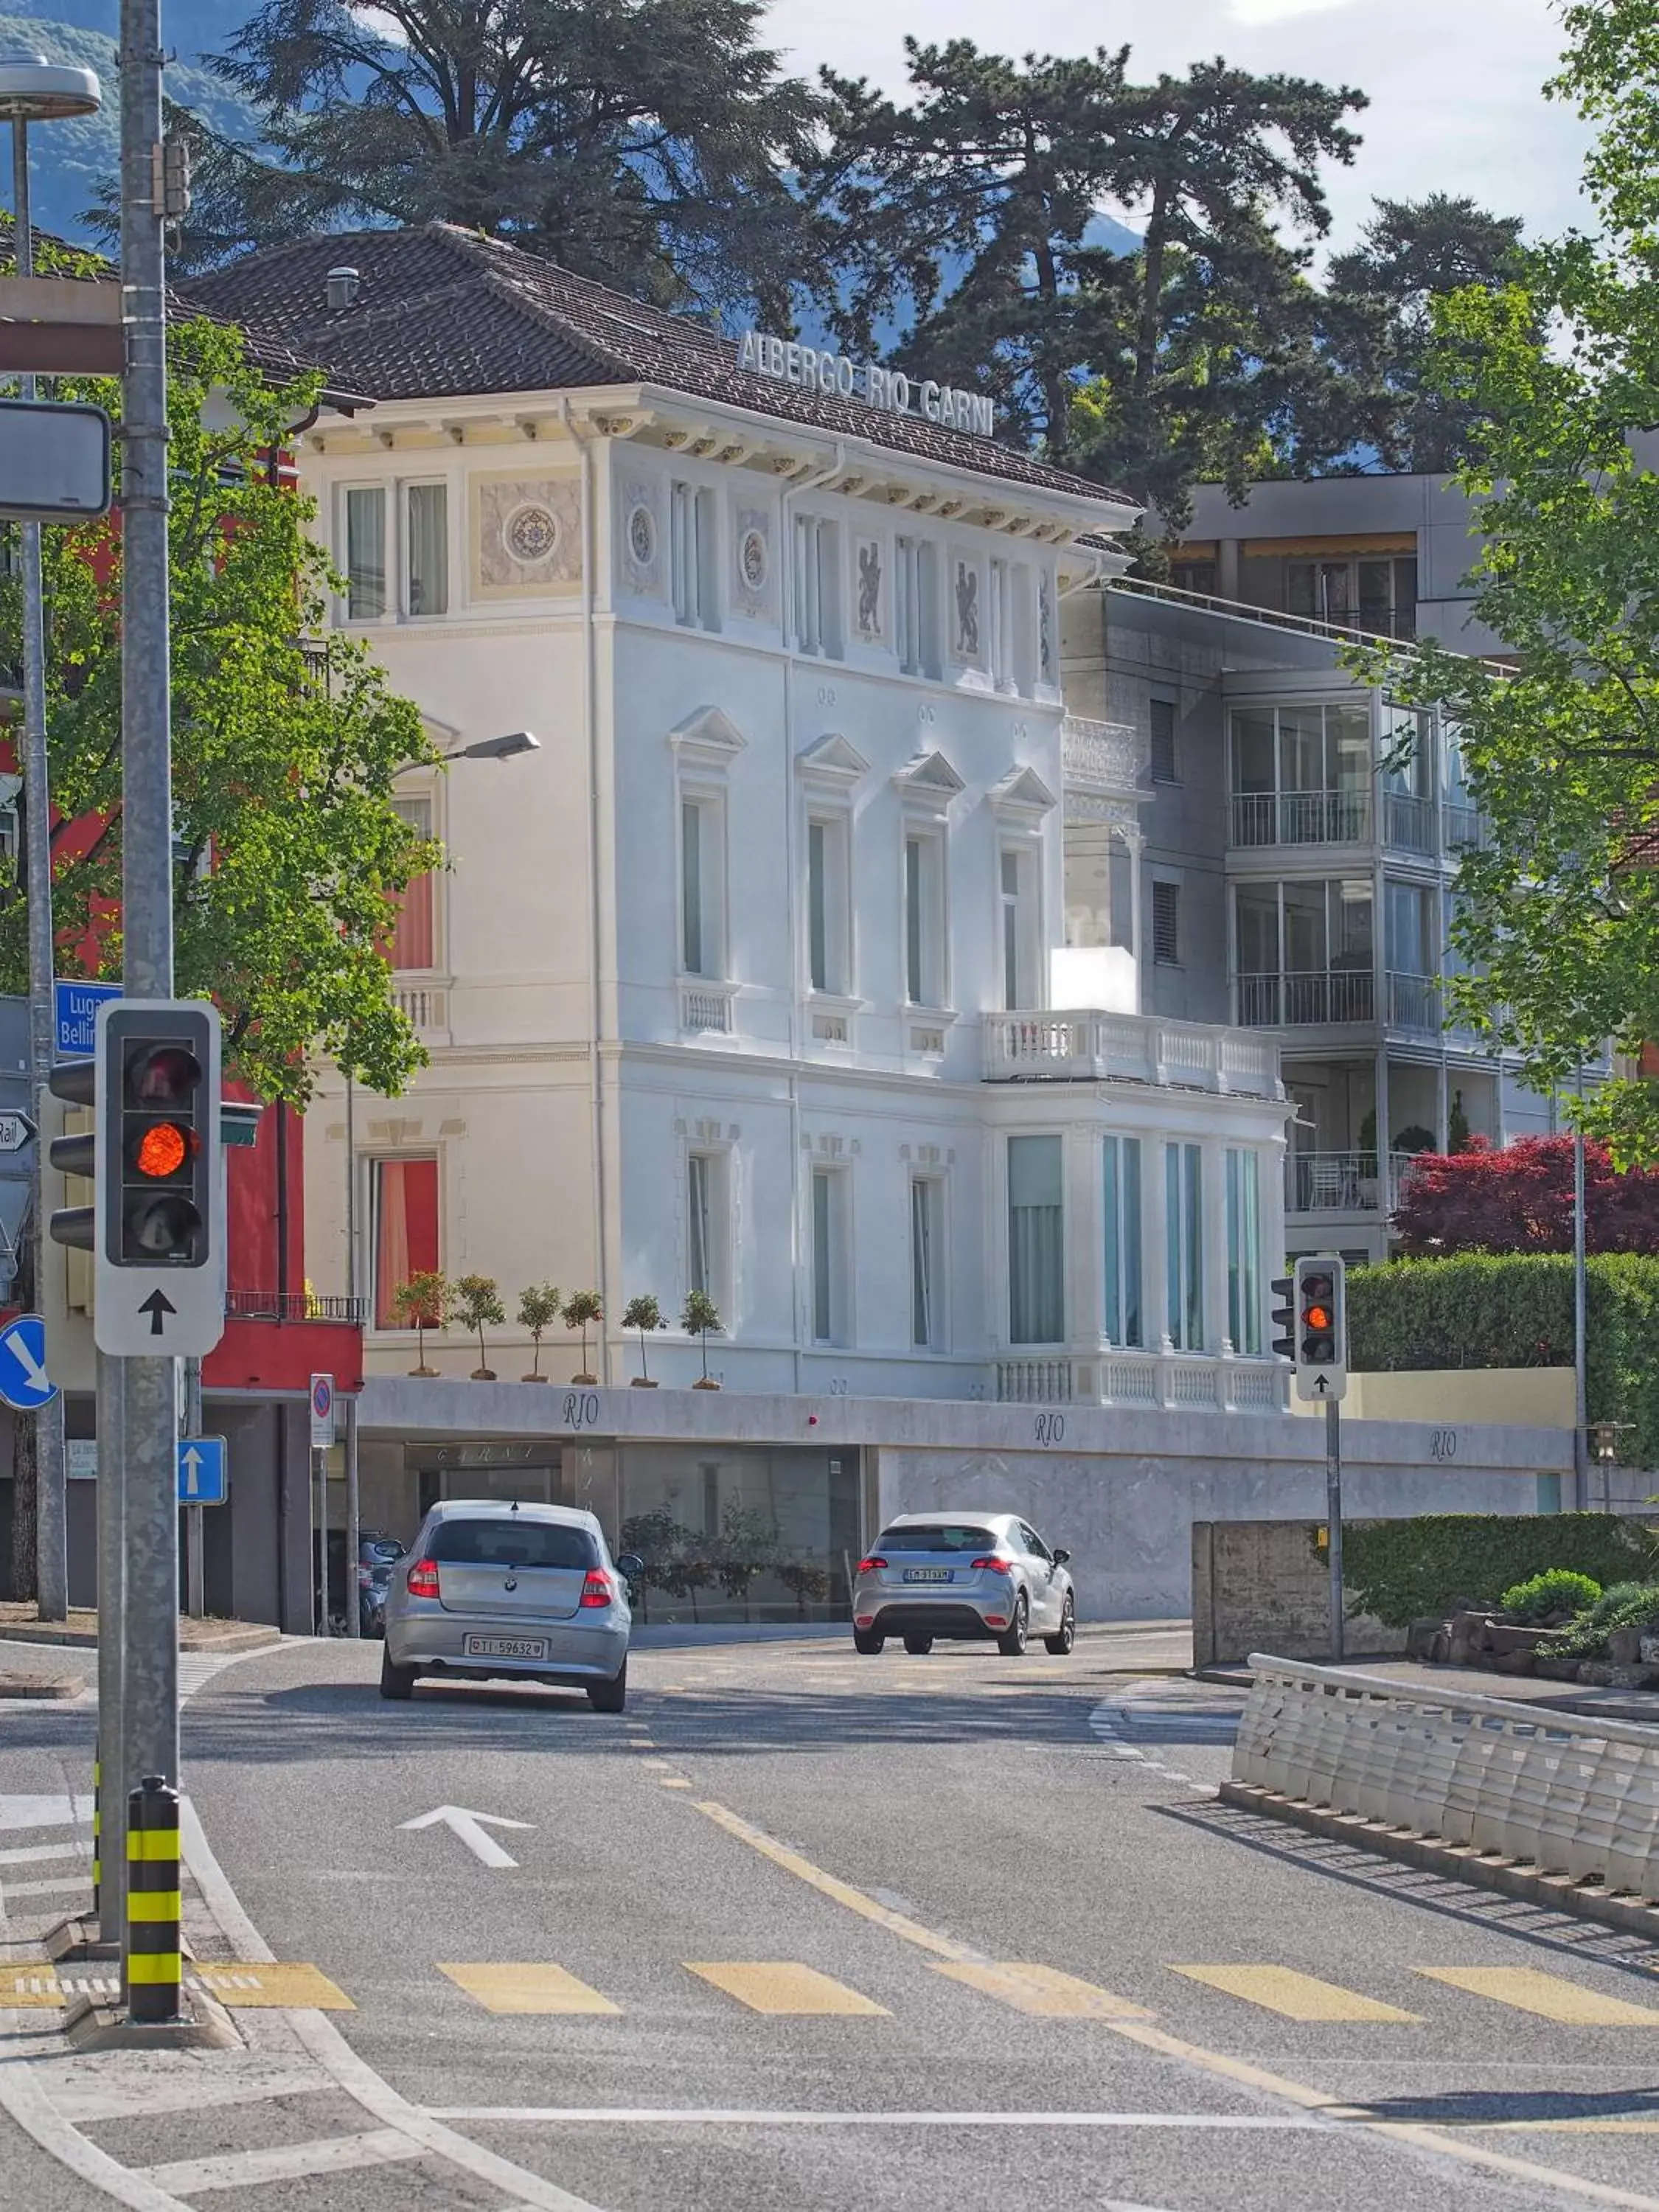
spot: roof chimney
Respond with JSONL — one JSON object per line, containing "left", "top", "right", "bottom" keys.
{"left": 325, "top": 265, "right": 362, "bottom": 311}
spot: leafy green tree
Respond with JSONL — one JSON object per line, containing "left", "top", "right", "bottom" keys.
{"left": 390, "top": 1270, "right": 451, "bottom": 1373}
{"left": 621, "top": 1293, "right": 666, "bottom": 1382}
{"left": 563, "top": 1289, "right": 604, "bottom": 1380}
{"left": 1316, "top": 193, "right": 1528, "bottom": 472}
{"left": 0, "top": 249, "right": 437, "bottom": 1105}
{"left": 681, "top": 1287, "right": 722, "bottom": 1383}
{"left": 714, "top": 1500, "right": 776, "bottom": 1618}
{"left": 195, "top": 0, "right": 824, "bottom": 314}
{"left": 1345, "top": 1, "right": 1659, "bottom": 1163}
{"left": 453, "top": 1273, "right": 507, "bottom": 1377}
{"left": 807, "top": 43, "right": 1365, "bottom": 528}
{"left": 516, "top": 1282, "right": 562, "bottom": 1379}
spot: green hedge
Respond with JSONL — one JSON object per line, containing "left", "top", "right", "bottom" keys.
{"left": 1340, "top": 1514, "right": 1659, "bottom": 1628}
{"left": 1346, "top": 1253, "right": 1659, "bottom": 1467}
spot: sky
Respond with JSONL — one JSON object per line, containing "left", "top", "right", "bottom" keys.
{"left": 763, "top": 0, "right": 1594, "bottom": 258}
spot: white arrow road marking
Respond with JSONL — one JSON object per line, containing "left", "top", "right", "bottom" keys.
{"left": 398, "top": 1806, "right": 534, "bottom": 1870}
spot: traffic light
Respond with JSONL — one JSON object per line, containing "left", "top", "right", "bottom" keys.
{"left": 46, "top": 1059, "right": 98, "bottom": 1253}
{"left": 1270, "top": 1275, "right": 1296, "bottom": 1361}
{"left": 1293, "top": 1254, "right": 1347, "bottom": 1403}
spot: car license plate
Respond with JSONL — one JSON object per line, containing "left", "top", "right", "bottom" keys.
{"left": 902, "top": 1568, "right": 953, "bottom": 1584}
{"left": 462, "top": 1635, "right": 549, "bottom": 1660}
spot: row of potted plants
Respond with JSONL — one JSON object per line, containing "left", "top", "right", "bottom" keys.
{"left": 386, "top": 1271, "right": 725, "bottom": 1387}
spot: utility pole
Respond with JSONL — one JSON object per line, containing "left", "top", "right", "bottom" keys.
{"left": 1325, "top": 1396, "right": 1343, "bottom": 1666}
{"left": 118, "top": 0, "right": 181, "bottom": 1815}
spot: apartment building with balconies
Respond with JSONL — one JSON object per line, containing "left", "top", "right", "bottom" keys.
{"left": 1060, "top": 470, "right": 1593, "bottom": 1265}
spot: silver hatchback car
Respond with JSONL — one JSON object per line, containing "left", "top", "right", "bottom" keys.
{"left": 380, "top": 1499, "right": 642, "bottom": 1711}
{"left": 852, "top": 1512, "right": 1076, "bottom": 1657}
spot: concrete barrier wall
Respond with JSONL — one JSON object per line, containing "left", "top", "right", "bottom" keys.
{"left": 1189, "top": 1519, "right": 1405, "bottom": 1665}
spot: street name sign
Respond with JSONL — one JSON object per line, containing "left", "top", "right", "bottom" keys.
{"left": 177, "top": 1436, "right": 228, "bottom": 1505}
{"left": 53, "top": 978, "right": 120, "bottom": 1060}
{"left": 0, "top": 1109, "right": 36, "bottom": 1153}
{"left": 0, "top": 1314, "right": 57, "bottom": 1410}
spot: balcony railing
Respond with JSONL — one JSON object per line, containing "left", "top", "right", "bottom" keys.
{"left": 1061, "top": 716, "right": 1150, "bottom": 798}
{"left": 998, "top": 1349, "right": 1287, "bottom": 1412}
{"left": 681, "top": 980, "right": 737, "bottom": 1034}
{"left": 1442, "top": 801, "right": 1488, "bottom": 852}
{"left": 1287, "top": 1150, "right": 1415, "bottom": 1216}
{"left": 1237, "top": 970, "right": 1374, "bottom": 1027}
{"left": 1383, "top": 790, "right": 1436, "bottom": 855}
{"left": 1386, "top": 970, "right": 1439, "bottom": 1034}
{"left": 1230, "top": 790, "right": 1371, "bottom": 848}
{"left": 984, "top": 1009, "right": 1281, "bottom": 1097}
{"left": 226, "top": 1290, "right": 368, "bottom": 1324}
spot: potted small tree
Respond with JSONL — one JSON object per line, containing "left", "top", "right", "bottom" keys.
{"left": 453, "top": 1273, "right": 506, "bottom": 1380}
{"left": 563, "top": 1288, "right": 604, "bottom": 1384}
{"left": 517, "top": 1282, "right": 562, "bottom": 1382}
{"left": 389, "top": 1269, "right": 450, "bottom": 1377}
{"left": 622, "top": 1293, "right": 666, "bottom": 1385}
{"left": 682, "top": 1288, "right": 723, "bottom": 1388}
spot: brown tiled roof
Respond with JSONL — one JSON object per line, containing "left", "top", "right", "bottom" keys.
{"left": 179, "top": 224, "right": 1127, "bottom": 509}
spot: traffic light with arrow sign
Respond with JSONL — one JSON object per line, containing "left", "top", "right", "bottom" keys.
{"left": 1293, "top": 1254, "right": 1347, "bottom": 1404}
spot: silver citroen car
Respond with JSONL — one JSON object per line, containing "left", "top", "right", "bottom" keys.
{"left": 380, "top": 1499, "right": 641, "bottom": 1711}
{"left": 851, "top": 1512, "right": 1075, "bottom": 1657}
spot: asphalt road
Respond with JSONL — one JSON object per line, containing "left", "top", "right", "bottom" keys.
{"left": 5, "top": 1625, "right": 1659, "bottom": 2212}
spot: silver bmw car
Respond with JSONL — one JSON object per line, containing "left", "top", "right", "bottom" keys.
{"left": 852, "top": 1512, "right": 1075, "bottom": 1657}
{"left": 380, "top": 1499, "right": 641, "bottom": 1711}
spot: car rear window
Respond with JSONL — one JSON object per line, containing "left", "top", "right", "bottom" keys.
{"left": 428, "top": 1520, "right": 599, "bottom": 1570}
{"left": 875, "top": 1524, "right": 997, "bottom": 1554}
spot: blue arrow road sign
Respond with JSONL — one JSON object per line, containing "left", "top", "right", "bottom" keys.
{"left": 178, "top": 1436, "right": 228, "bottom": 1506}
{"left": 54, "top": 979, "right": 121, "bottom": 1060}
{"left": 0, "top": 1314, "right": 58, "bottom": 1411}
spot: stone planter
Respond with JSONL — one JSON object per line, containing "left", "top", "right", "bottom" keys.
{"left": 1487, "top": 1623, "right": 1554, "bottom": 1657}
{"left": 1533, "top": 1655, "right": 1582, "bottom": 1680}
{"left": 1489, "top": 1649, "right": 1537, "bottom": 1675}
{"left": 570, "top": 1374, "right": 597, "bottom": 1386}
{"left": 520, "top": 1374, "right": 548, "bottom": 1384}
{"left": 630, "top": 1377, "right": 658, "bottom": 1388}
{"left": 692, "top": 1377, "right": 721, "bottom": 1390}
{"left": 470, "top": 1368, "right": 498, "bottom": 1382}
{"left": 1576, "top": 1661, "right": 1617, "bottom": 1686}
{"left": 408, "top": 1366, "right": 439, "bottom": 1378}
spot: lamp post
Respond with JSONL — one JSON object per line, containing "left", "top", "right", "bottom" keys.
{"left": 1, "top": 55, "right": 102, "bottom": 1624}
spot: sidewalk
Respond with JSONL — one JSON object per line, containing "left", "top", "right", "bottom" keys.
{"left": 0, "top": 1604, "right": 279, "bottom": 1655}
{"left": 1210, "top": 1650, "right": 1659, "bottom": 1729}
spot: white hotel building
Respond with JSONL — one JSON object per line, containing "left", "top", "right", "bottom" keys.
{"left": 189, "top": 226, "right": 1292, "bottom": 1421}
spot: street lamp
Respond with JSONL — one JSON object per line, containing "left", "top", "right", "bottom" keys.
{"left": 438, "top": 731, "right": 540, "bottom": 764}
{"left": 3, "top": 53, "right": 102, "bottom": 1624}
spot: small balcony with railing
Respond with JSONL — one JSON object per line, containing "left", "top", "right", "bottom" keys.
{"left": 1286, "top": 1149, "right": 1413, "bottom": 1220}
{"left": 984, "top": 1006, "right": 1281, "bottom": 1098}
{"left": 1230, "top": 788, "right": 1371, "bottom": 849}
{"left": 1237, "top": 970, "right": 1375, "bottom": 1028}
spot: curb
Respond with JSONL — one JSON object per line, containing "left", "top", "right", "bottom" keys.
{"left": 1220, "top": 1780, "right": 1659, "bottom": 1940}
{"left": 0, "top": 1672, "right": 81, "bottom": 1698}
{"left": 0, "top": 1623, "right": 280, "bottom": 1655}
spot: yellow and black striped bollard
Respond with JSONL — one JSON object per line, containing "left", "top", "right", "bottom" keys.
{"left": 126, "top": 1775, "right": 181, "bottom": 2023}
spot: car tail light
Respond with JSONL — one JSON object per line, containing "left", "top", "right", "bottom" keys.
{"left": 985, "top": 1615, "right": 1007, "bottom": 1628}
{"left": 580, "top": 1570, "right": 614, "bottom": 1609}
{"left": 405, "top": 1558, "right": 440, "bottom": 1599}
{"left": 356, "top": 1565, "right": 372, "bottom": 1588}
{"left": 971, "top": 1556, "right": 1010, "bottom": 1575}
{"left": 854, "top": 1614, "right": 874, "bottom": 1630}
{"left": 856, "top": 1556, "right": 887, "bottom": 1574}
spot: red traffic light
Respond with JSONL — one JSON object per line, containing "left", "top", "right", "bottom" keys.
{"left": 1303, "top": 1303, "right": 1332, "bottom": 1331}
{"left": 125, "top": 1043, "right": 202, "bottom": 1106}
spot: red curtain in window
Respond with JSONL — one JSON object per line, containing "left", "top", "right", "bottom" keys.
{"left": 374, "top": 1158, "right": 439, "bottom": 1326}
{"left": 387, "top": 872, "right": 435, "bottom": 970}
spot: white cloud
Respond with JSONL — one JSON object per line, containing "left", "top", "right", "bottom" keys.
{"left": 767, "top": 0, "right": 1593, "bottom": 253}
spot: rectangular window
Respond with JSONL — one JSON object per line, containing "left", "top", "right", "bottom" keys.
{"left": 387, "top": 794, "right": 436, "bottom": 970}
{"left": 1152, "top": 880, "right": 1180, "bottom": 964}
{"left": 1150, "top": 698, "right": 1178, "bottom": 783}
{"left": 1164, "top": 1141, "right": 1203, "bottom": 1351}
{"left": 795, "top": 515, "right": 842, "bottom": 656}
{"left": 1001, "top": 846, "right": 1037, "bottom": 1009}
{"left": 687, "top": 1152, "right": 719, "bottom": 1300}
{"left": 806, "top": 813, "right": 850, "bottom": 995}
{"left": 911, "top": 1177, "right": 944, "bottom": 1349}
{"left": 1008, "top": 1133, "right": 1064, "bottom": 1345}
{"left": 344, "top": 486, "right": 386, "bottom": 620}
{"left": 403, "top": 482, "right": 448, "bottom": 616}
{"left": 680, "top": 796, "right": 723, "bottom": 977}
{"left": 371, "top": 1156, "right": 439, "bottom": 1329}
{"left": 811, "top": 1166, "right": 848, "bottom": 1344}
{"left": 905, "top": 830, "right": 946, "bottom": 1006}
{"left": 894, "top": 536, "right": 939, "bottom": 676}
{"left": 1102, "top": 1135, "right": 1143, "bottom": 1347}
{"left": 1225, "top": 1148, "right": 1262, "bottom": 1354}
{"left": 671, "top": 481, "right": 717, "bottom": 629}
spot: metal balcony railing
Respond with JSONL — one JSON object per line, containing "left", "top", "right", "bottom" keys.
{"left": 1383, "top": 790, "right": 1436, "bottom": 854}
{"left": 1287, "top": 1150, "right": 1415, "bottom": 1215}
{"left": 1386, "top": 970, "right": 1440, "bottom": 1033}
{"left": 1237, "top": 970, "right": 1375, "bottom": 1027}
{"left": 226, "top": 1290, "right": 368, "bottom": 1324}
{"left": 1229, "top": 790, "right": 1371, "bottom": 848}
{"left": 1442, "top": 801, "right": 1488, "bottom": 852}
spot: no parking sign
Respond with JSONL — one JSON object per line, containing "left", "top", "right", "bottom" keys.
{"left": 309, "top": 1373, "right": 335, "bottom": 1450}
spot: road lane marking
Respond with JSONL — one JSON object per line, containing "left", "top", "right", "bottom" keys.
{"left": 685, "top": 1962, "right": 889, "bottom": 2016}
{"left": 0, "top": 1840, "right": 86, "bottom": 1866}
{"left": 439, "top": 1965, "right": 620, "bottom": 2017}
{"left": 422, "top": 2108, "right": 1325, "bottom": 2129}
{"left": 193, "top": 1964, "right": 355, "bottom": 2010}
{"left": 1416, "top": 1968, "right": 1659, "bottom": 2026}
{"left": 933, "top": 1962, "right": 1151, "bottom": 2019}
{"left": 137, "top": 2128, "right": 422, "bottom": 2195}
{"left": 1172, "top": 1966, "right": 1420, "bottom": 2023}
{"left": 688, "top": 1793, "right": 1659, "bottom": 2211}
{"left": 399, "top": 1804, "right": 533, "bottom": 1870}
{"left": 658, "top": 1777, "right": 692, "bottom": 1789}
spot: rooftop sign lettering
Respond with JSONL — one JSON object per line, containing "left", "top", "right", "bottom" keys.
{"left": 736, "top": 330, "right": 995, "bottom": 439}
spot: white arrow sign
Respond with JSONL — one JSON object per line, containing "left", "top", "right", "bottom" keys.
{"left": 398, "top": 1804, "right": 534, "bottom": 1870}
{"left": 0, "top": 1110, "right": 36, "bottom": 1154}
